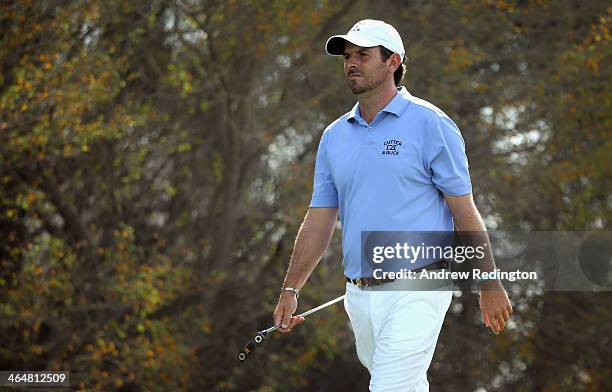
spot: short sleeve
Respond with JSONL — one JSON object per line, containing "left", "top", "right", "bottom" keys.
{"left": 427, "top": 115, "right": 473, "bottom": 196}
{"left": 310, "top": 129, "right": 339, "bottom": 207}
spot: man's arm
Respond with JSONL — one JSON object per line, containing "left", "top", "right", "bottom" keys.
{"left": 445, "top": 193, "right": 513, "bottom": 334}
{"left": 273, "top": 207, "right": 339, "bottom": 333}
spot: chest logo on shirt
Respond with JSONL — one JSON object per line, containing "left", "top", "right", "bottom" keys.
{"left": 382, "top": 139, "right": 402, "bottom": 155}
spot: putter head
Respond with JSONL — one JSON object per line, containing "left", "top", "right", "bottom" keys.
{"left": 237, "top": 332, "right": 266, "bottom": 362}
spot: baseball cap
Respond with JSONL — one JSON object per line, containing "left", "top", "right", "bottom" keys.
{"left": 325, "top": 19, "right": 405, "bottom": 61}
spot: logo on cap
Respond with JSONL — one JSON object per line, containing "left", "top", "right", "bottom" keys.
{"left": 350, "top": 22, "right": 364, "bottom": 32}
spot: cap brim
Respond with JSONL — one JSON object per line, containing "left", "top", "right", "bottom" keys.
{"left": 325, "top": 34, "right": 381, "bottom": 56}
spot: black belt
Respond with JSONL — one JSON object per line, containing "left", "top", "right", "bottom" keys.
{"left": 345, "top": 260, "right": 450, "bottom": 288}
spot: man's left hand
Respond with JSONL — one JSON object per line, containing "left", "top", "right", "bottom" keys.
{"left": 478, "top": 280, "right": 512, "bottom": 334}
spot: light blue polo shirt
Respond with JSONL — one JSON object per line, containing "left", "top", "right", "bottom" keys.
{"left": 310, "top": 87, "right": 472, "bottom": 279}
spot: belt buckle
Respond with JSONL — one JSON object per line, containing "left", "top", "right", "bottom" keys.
{"left": 356, "top": 278, "right": 366, "bottom": 288}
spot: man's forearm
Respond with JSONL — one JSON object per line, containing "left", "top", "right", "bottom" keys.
{"left": 457, "top": 213, "right": 496, "bottom": 272}
{"left": 449, "top": 199, "right": 498, "bottom": 274}
{"left": 282, "top": 208, "right": 338, "bottom": 290}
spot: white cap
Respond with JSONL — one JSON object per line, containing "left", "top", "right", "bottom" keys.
{"left": 325, "top": 19, "right": 405, "bottom": 61}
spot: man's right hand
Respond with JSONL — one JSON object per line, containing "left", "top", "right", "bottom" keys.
{"left": 273, "top": 292, "right": 305, "bottom": 333}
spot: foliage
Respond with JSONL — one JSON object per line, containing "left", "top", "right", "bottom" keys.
{"left": 1, "top": 0, "right": 610, "bottom": 391}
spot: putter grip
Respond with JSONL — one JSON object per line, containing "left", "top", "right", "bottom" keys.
{"left": 237, "top": 332, "right": 265, "bottom": 362}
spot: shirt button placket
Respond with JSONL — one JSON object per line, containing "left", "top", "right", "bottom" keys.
{"left": 365, "top": 124, "right": 376, "bottom": 144}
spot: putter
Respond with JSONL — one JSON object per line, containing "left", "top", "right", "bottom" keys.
{"left": 237, "top": 294, "right": 346, "bottom": 362}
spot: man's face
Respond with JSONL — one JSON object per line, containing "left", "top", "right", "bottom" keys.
{"left": 343, "top": 43, "right": 391, "bottom": 95}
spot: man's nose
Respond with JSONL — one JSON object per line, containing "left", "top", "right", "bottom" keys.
{"left": 345, "top": 55, "right": 359, "bottom": 67}
{"left": 345, "top": 60, "right": 358, "bottom": 73}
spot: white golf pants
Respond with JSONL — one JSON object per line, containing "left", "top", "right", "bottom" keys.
{"left": 344, "top": 282, "right": 453, "bottom": 392}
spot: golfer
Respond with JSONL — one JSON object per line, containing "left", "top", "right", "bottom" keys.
{"left": 273, "top": 19, "right": 512, "bottom": 391}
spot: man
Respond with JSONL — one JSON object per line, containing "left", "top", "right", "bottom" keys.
{"left": 273, "top": 19, "right": 512, "bottom": 391}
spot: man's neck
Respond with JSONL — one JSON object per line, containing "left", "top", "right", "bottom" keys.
{"left": 357, "top": 83, "right": 398, "bottom": 124}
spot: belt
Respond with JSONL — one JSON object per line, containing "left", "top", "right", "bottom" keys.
{"left": 345, "top": 260, "right": 450, "bottom": 288}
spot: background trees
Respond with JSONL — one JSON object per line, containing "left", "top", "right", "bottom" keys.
{"left": 1, "top": 1, "right": 610, "bottom": 391}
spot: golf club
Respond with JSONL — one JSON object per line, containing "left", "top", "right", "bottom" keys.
{"left": 237, "top": 294, "right": 346, "bottom": 362}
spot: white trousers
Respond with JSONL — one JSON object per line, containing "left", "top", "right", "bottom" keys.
{"left": 344, "top": 282, "right": 453, "bottom": 392}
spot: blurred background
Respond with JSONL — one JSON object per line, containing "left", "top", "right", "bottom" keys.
{"left": 1, "top": 0, "right": 610, "bottom": 391}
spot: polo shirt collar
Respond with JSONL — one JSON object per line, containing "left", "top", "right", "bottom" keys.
{"left": 346, "top": 86, "right": 412, "bottom": 123}
{"left": 347, "top": 102, "right": 362, "bottom": 122}
{"left": 384, "top": 86, "right": 412, "bottom": 117}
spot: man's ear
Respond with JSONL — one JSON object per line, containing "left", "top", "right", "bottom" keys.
{"left": 389, "top": 53, "right": 402, "bottom": 72}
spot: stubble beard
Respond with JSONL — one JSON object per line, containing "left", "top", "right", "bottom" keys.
{"left": 347, "top": 72, "right": 386, "bottom": 95}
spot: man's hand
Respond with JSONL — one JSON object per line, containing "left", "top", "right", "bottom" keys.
{"left": 478, "top": 280, "right": 512, "bottom": 334}
{"left": 273, "top": 292, "right": 305, "bottom": 333}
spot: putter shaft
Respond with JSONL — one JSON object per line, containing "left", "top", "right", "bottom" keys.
{"left": 237, "top": 294, "right": 346, "bottom": 362}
